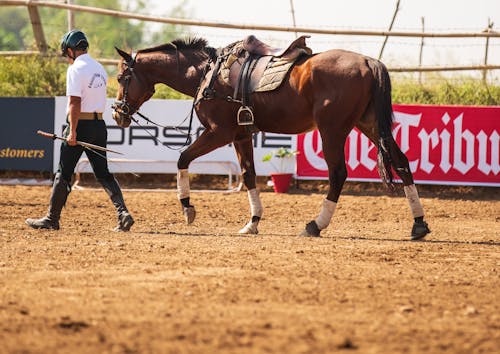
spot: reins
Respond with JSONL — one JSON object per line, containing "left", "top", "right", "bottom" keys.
{"left": 128, "top": 101, "right": 197, "bottom": 151}
{"left": 114, "top": 46, "right": 241, "bottom": 151}
{"left": 121, "top": 55, "right": 214, "bottom": 151}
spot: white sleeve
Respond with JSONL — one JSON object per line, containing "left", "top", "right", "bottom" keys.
{"left": 66, "top": 66, "right": 82, "bottom": 97}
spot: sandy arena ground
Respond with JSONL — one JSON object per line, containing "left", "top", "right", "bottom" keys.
{"left": 0, "top": 181, "right": 498, "bottom": 354}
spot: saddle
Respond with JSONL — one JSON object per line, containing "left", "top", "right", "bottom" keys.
{"left": 218, "top": 35, "right": 312, "bottom": 127}
{"left": 243, "top": 34, "right": 311, "bottom": 59}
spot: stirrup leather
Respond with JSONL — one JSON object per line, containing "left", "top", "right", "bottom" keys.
{"left": 237, "top": 106, "right": 254, "bottom": 126}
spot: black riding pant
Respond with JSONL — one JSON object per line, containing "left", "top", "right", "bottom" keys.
{"left": 58, "top": 119, "right": 113, "bottom": 184}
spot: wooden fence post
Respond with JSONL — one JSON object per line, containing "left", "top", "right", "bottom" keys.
{"left": 379, "top": 0, "right": 400, "bottom": 60}
{"left": 67, "top": 0, "right": 75, "bottom": 31}
{"left": 419, "top": 17, "right": 425, "bottom": 84}
{"left": 27, "top": 0, "right": 48, "bottom": 52}
{"left": 482, "top": 19, "right": 494, "bottom": 82}
{"left": 289, "top": 0, "right": 298, "bottom": 39}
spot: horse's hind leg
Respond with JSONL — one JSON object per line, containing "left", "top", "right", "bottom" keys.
{"left": 233, "top": 134, "right": 263, "bottom": 235}
{"left": 386, "top": 137, "right": 431, "bottom": 240}
{"left": 300, "top": 131, "right": 348, "bottom": 237}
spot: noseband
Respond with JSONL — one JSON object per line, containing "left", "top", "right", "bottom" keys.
{"left": 112, "top": 53, "right": 155, "bottom": 121}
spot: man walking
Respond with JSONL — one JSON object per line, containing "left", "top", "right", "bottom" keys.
{"left": 26, "top": 29, "right": 134, "bottom": 232}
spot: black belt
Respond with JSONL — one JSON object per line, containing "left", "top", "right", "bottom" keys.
{"left": 79, "top": 112, "right": 103, "bottom": 120}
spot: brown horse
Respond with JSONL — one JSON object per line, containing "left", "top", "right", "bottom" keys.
{"left": 112, "top": 37, "right": 430, "bottom": 240}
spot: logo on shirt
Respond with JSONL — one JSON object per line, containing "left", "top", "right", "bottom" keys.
{"left": 88, "top": 73, "right": 106, "bottom": 88}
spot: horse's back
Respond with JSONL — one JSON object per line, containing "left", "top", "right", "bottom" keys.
{"left": 252, "top": 49, "right": 377, "bottom": 134}
{"left": 306, "top": 49, "right": 374, "bottom": 82}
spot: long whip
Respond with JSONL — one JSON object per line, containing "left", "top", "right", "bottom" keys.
{"left": 37, "top": 130, "right": 123, "bottom": 155}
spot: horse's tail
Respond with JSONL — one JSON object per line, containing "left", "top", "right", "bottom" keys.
{"left": 366, "top": 58, "right": 395, "bottom": 191}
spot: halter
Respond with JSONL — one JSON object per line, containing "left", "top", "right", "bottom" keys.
{"left": 112, "top": 53, "right": 155, "bottom": 121}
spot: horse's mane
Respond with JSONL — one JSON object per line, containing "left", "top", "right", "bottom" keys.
{"left": 137, "top": 37, "right": 217, "bottom": 61}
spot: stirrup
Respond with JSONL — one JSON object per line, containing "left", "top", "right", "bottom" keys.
{"left": 237, "top": 106, "right": 254, "bottom": 126}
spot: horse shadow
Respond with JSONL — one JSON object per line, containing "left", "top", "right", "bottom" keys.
{"left": 133, "top": 231, "right": 499, "bottom": 247}
{"left": 289, "top": 182, "right": 500, "bottom": 202}
{"left": 338, "top": 235, "right": 500, "bottom": 247}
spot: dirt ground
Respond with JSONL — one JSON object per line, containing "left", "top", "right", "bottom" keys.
{"left": 0, "top": 178, "right": 499, "bottom": 354}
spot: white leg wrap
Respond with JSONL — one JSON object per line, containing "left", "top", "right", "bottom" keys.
{"left": 247, "top": 189, "right": 263, "bottom": 218}
{"left": 239, "top": 189, "right": 263, "bottom": 234}
{"left": 404, "top": 184, "right": 424, "bottom": 218}
{"left": 177, "top": 169, "right": 190, "bottom": 200}
{"left": 314, "top": 199, "right": 337, "bottom": 230}
{"left": 239, "top": 221, "right": 259, "bottom": 234}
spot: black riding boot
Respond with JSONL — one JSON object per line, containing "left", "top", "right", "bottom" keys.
{"left": 99, "top": 176, "right": 134, "bottom": 232}
{"left": 26, "top": 173, "right": 70, "bottom": 230}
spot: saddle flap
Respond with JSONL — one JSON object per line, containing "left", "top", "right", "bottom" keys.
{"left": 228, "top": 55, "right": 273, "bottom": 93}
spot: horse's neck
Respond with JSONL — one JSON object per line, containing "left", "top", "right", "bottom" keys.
{"left": 169, "top": 64, "right": 205, "bottom": 98}
{"left": 147, "top": 54, "right": 207, "bottom": 98}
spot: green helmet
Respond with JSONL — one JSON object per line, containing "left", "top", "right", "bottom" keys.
{"left": 60, "top": 29, "right": 88, "bottom": 57}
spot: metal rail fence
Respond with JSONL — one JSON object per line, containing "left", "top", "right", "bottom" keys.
{"left": 0, "top": 0, "right": 499, "bottom": 74}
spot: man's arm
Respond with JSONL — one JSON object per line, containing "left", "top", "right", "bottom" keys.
{"left": 66, "top": 96, "right": 81, "bottom": 146}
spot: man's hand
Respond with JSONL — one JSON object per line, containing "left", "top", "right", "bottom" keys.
{"left": 67, "top": 130, "right": 77, "bottom": 146}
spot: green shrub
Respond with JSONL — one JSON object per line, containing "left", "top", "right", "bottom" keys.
{"left": 0, "top": 55, "right": 66, "bottom": 96}
{"left": 392, "top": 78, "right": 500, "bottom": 106}
{"left": 0, "top": 55, "right": 190, "bottom": 100}
{"left": 1, "top": 55, "right": 499, "bottom": 106}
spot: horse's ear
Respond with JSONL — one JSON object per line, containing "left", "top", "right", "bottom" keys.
{"left": 115, "top": 47, "right": 132, "bottom": 63}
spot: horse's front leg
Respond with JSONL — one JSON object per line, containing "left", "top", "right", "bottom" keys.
{"left": 233, "top": 134, "right": 262, "bottom": 235}
{"left": 177, "top": 128, "right": 233, "bottom": 224}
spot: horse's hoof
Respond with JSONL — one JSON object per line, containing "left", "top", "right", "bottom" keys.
{"left": 411, "top": 220, "right": 430, "bottom": 240}
{"left": 299, "top": 221, "right": 321, "bottom": 237}
{"left": 183, "top": 206, "right": 196, "bottom": 224}
{"left": 238, "top": 222, "right": 258, "bottom": 235}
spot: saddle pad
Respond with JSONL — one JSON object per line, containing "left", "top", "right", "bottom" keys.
{"left": 219, "top": 46, "right": 306, "bottom": 93}
{"left": 220, "top": 42, "right": 243, "bottom": 86}
{"left": 254, "top": 57, "right": 296, "bottom": 92}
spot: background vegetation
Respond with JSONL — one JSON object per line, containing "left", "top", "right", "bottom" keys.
{"left": 391, "top": 78, "right": 500, "bottom": 105}
{"left": 0, "top": 55, "right": 65, "bottom": 97}
{"left": 0, "top": 0, "right": 191, "bottom": 99}
{"left": 1, "top": 53, "right": 498, "bottom": 104}
{"left": 0, "top": 0, "right": 498, "bottom": 104}
{"left": 0, "top": 0, "right": 190, "bottom": 57}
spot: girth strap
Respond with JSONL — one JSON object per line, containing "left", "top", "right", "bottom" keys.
{"left": 234, "top": 55, "right": 258, "bottom": 106}
{"left": 202, "top": 56, "right": 224, "bottom": 99}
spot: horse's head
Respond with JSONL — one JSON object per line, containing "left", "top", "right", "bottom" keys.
{"left": 112, "top": 47, "right": 156, "bottom": 128}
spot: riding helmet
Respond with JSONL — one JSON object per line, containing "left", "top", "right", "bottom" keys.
{"left": 60, "top": 29, "right": 89, "bottom": 57}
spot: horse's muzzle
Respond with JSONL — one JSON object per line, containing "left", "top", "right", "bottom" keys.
{"left": 111, "top": 102, "right": 132, "bottom": 128}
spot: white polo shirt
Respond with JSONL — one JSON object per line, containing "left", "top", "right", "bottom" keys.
{"left": 66, "top": 53, "right": 107, "bottom": 113}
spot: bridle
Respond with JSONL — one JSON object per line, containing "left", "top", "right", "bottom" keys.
{"left": 112, "top": 53, "right": 155, "bottom": 121}
{"left": 111, "top": 47, "right": 221, "bottom": 150}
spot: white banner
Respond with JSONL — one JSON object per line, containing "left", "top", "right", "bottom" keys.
{"left": 53, "top": 98, "right": 296, "bottom": 176}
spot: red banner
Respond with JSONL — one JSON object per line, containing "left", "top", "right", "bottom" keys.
{"left": 296, "top": 104, "right": 500, "bottom": 186}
